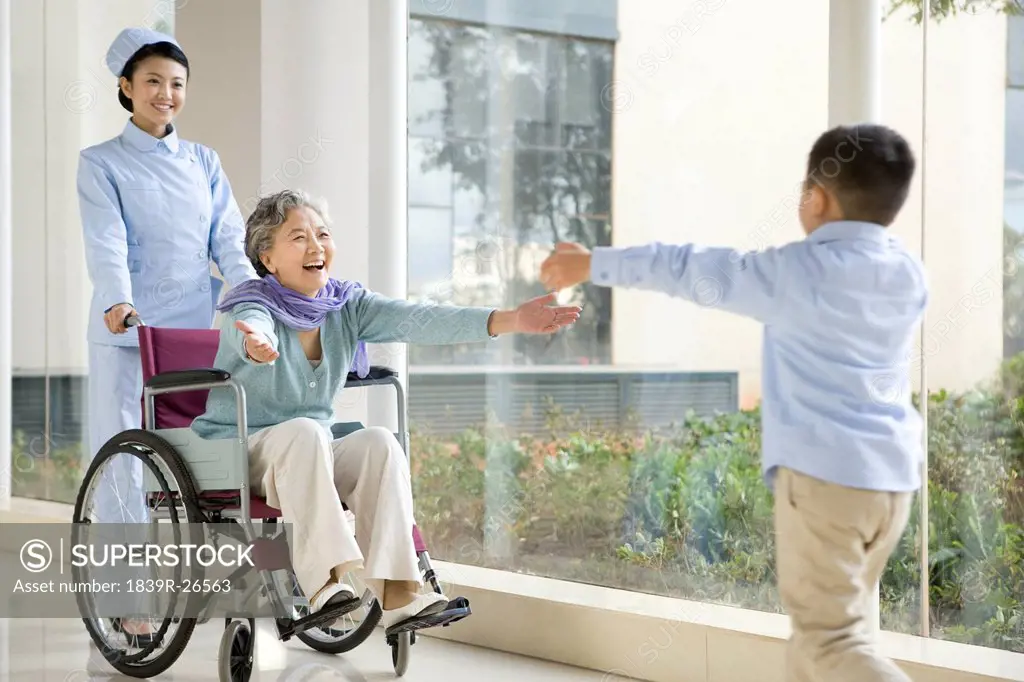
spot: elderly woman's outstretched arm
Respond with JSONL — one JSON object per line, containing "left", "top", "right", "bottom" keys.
{"left": 350, "top": 289, "right": 581, "bottom": 343}
{"left": 349, "top": 290, "right": 498, "bottom": 345}
{"left": 224, "top": 302, "right": 281, "bottom": 363}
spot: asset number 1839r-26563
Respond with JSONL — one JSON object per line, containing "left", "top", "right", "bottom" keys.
{"left": 126, "top": 579, "right": 232, "bottom": 593}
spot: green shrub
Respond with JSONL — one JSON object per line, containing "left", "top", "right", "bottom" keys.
{"left": 9, "top": 432, "right": 85, "bottom": 503}
{"left": 411, "top": 358, "right": 1024, "bottom": 654}
{"left": 9, "top": 356, "right": 1024, "bottom": 654}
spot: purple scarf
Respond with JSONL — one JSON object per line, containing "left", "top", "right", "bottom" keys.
{"left": 217, "top": 275, "right": 369, "bottom": 378}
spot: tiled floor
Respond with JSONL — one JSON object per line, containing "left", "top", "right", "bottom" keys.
{"left": 1, "top": 618, "right": 618, "bottom": 681}
{"left": 2, "top": 499, "right": 625, "bottom": 681}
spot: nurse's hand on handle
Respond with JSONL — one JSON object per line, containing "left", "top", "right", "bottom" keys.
{"left": 236, "top": 320, "right": 280, "bottom": 363}
{"left": 104, "top": 303, "right": 137, "bottom": 334}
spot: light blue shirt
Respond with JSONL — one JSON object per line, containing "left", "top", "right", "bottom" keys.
{"left": 77, "top": 120, "right": 257, "bottom": 346}
{"left": 191, "top": 291, "right": 496, "bottom": 442}
{"left": 590, "top": 221, "right": 929, "bottom": 493}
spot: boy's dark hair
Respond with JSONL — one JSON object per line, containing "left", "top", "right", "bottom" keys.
{"left": 805, "top": 124, "right": 915, "bottom": 226}
{"left": 117, "top": 41, "right": 190, "bottom": 113}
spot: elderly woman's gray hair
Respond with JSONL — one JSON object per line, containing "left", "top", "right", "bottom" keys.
{"left": 245, "top": 189, "right": 332, "bottom": 277}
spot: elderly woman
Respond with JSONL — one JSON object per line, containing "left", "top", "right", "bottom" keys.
{"left": 191, "top": 189, "right": 581, "bottom": 629}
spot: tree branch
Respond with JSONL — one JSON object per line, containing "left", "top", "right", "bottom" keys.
{"left": 888, "top": 0, "right": 1023, "bottom": 24}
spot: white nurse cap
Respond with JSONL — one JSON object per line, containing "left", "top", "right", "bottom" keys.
{"left": 105, "top": 27, "right": 181, "bottom": 78}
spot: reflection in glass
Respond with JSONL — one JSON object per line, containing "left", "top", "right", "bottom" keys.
{"left": 409, "top": 137, "right": 453, "bottom": 206}
{"left": 9, "top": 0, "right": 117, "bottom": 504}
{"left": 406, "top": 18, "right": 612, "bottom": 367}
{"left": 904, "top": 9, "right": 1024, "bottom": 655}
{"left": 407, "top": 6, "right": 1024, "bottom": 656}
{"left": 408, "top": 207, "right": 455, "bottom": 293}
{"left": 1009, "top": 15, "right": 1024, "bottom": 88}
{"left": 405, "top": 9, "right": 781, "bottom": 624}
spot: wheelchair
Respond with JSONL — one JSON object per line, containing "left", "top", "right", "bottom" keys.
{"left": 71, "top": 317, "right": 471, "bottom": 681}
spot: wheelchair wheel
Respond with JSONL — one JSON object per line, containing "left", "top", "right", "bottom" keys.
{"left": 391, "top": 631, "right": 411, "bottom": 676}
{"left": 73, "top": 429, "right": 205, "bottom": 679}
{"left": 218, "top": 620, "right": 254, "bottom": 682}
{"left": 295, "top": 587, "right": 382, "bottom": 654}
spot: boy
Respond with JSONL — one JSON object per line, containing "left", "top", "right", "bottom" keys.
{"left": 540, "top": 124, "right": 926, "bottom": 682}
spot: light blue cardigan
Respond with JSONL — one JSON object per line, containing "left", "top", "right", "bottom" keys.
{"left": 191, "top": 290, "right": 495, "bottom": 442}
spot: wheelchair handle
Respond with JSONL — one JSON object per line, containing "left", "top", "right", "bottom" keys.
{"left": 125, "top": 313, "right": 145, "bottom": 328}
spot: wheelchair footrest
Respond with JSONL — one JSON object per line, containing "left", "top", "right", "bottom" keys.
{"left": 384, "top": 597, "right": 472, "bottom": 637}
{"left": 278, "top": 595, "right": 363, "bottom": 640}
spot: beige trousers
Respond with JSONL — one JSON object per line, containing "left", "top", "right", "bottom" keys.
{"left": 247, "top": 418, "right": 421, "bottom": 600}
{"left": 774, "top": 467, "right": 914, "bottom": 682}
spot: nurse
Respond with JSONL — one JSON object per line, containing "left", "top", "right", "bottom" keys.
{"left": 77, "top": 28, "right": 257, "bottom": 526}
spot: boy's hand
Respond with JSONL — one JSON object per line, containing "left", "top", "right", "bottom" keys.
{"left": 540, "top": 242, "right": 592, "bottom": 291}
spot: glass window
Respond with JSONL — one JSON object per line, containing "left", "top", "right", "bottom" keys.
{"left": 512, "top": 32, "right": 559, "bottom": 147}
{"left": 408, "top": 16, "right": 613, "bottom": 367}
{"left": 409, "top": 20, "right": 450, "bottom": 137}
{"left": 449, "top": 25, "right": 491, "bottom": 139}
{"left": 561, "top": 39, "right": 613, "bottom": 150}
{"left": 908, "top": 5, "right": 1024, "bottom": 656}
{"left": 1007, "top": 90, "right": 1024, "bottom": 240}
{"left": 9, "top": 2, "right": 186, "bottom": 505}
{"left": 1009, "top": 15, "right": 1024, "bottom": 87}
{"left": 408, "top": 207, "right": 455, "bottom": 295}
{"left": 409, "top": 137, "right": 453, "bottom": 207}
{"left": 452, "top": 142, "right": 489, "bottom": 238}
{"left": 406, "top": 2, "right": 1024, "bottom": 662}
{"left": 1006, "top": 88, "right": 1024, "bottom": 353}
{"left": 16, "top": 0, "right": 1024, "bottom": 670}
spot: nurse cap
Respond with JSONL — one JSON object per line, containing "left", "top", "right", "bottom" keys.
{"left": 105, "top": 27, "right": 181, "bottom": 78}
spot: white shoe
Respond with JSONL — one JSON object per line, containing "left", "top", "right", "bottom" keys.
{"left": 381, "top": 592, "right": 449, "bottom": 630}
{"left": 310, "top": 582, "right": 357, "bottom": 628}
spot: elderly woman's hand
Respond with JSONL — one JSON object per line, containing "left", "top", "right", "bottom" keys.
{"left": 236, "top": 320, "right": 280, "bottom": 363}
{"left": 487, "top": 293, "right": 582, "bottom": 336}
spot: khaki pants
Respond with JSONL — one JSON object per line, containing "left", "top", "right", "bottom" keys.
{"left": 774, "top": 467, "right": 914, "bottom": 682}
{"left": 248, "top": 418, "right": 422, "bottom": 601}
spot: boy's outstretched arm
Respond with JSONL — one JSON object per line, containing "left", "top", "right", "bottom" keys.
{"left": 540, "top": 241, "right": 796, "bottom": 324}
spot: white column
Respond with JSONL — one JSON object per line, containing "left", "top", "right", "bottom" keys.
{"left": 174, "top": 0, "right": 262, "bottom": 218}
{"left": 918, "top": 0, "right": 931, "bottom": 641}
{"left": 365, "top": 0, "right": 409, "bottom": 435}
{"left": 828, "top": 0, "right": 883, "bottom": 634}
{"left": 182, "top": 0, "right": 408, "bottom": 433}
{"left": 259, "top": 0, "right": 372, "bottom": 424}
{"left": 828, "top": 0, "right": 881, "bottom": 126}
{"left": 0, "top": 0, "right": 12, "bottom": 513}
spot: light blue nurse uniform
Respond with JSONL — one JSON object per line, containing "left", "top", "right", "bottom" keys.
{"left": 77, "top": 28, "right": 257, "bottom": 523}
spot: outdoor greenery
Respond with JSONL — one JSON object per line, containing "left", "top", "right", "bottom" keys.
{"left": 410, "top": 358, "right": 1024, "bottom": 654}
{"left": 9, "top": 432, "right": 84, "bottom": 504}
{"left": 889, "top": 0, "right": 1024, "bottom": 23}
{"left": 407, "top": 18, "right": 613, "bottom": 366}
{"left": 10, "top": 354, "right": 1024, "bottom": 654}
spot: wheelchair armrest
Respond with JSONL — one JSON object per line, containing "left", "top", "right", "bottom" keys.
{"left": 145, "top": 368, "right": 231, "bottom": 391}
{"left": 345, "top": 365, "right": 396, "bottom": 384}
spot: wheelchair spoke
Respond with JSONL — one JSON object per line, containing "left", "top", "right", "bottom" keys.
{"left": 73, "top": 431, "right": 203, "bottom": 677}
